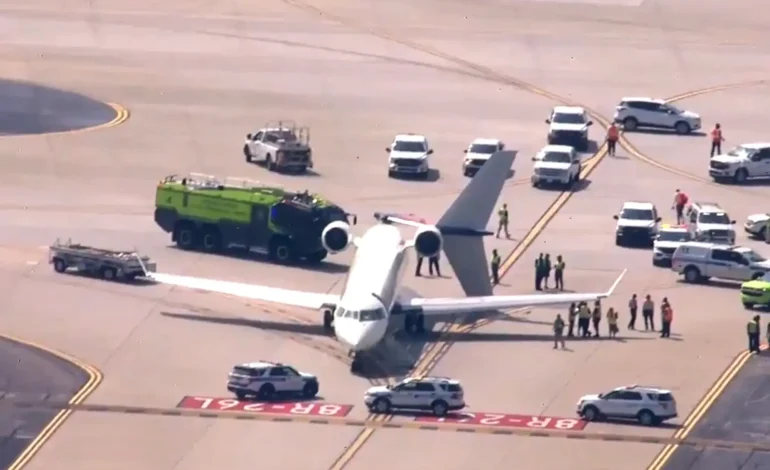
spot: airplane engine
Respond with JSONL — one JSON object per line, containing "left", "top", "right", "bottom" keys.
{"left": 321, "top": 221, "right": 352, "bottom": 254}
{"left": 414, "top": 225, "right": 443, "bottom": 258}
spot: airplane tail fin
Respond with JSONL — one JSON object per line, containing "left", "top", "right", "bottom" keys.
{"left": 437, "top": 150, "right": 517, "bottom": 297}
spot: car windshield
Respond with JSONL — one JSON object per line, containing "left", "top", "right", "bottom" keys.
{"left": 393, "top": 141, "right": 426, "bottom": 152}
{"left": 359, "top": 309, "right": 386, "bottom": 321}
{"left": 541, "top": 151, "right": 572, "bottom": 163}
{"left": 657, "top": 230, "right": 691, "bottom": 242}
{"left": 726, "top": 146, "right": 755, "bottom": 157}
{"left": 552, "top": 113, "right": 586, "bottom": 124}
{"left": 664, "top": 105, "right": 682, "bottom": 114}
{"left": 469, "top": 143, "right": 498, "bottom": 154}
{"left": 620, "top": 209, "right": 654, "bottom": 220}
{"left": 741, "top": 250, "right": 767, "bottom": 263}
{"left": 698, "top": 212, "right": 730, "bottom": 224}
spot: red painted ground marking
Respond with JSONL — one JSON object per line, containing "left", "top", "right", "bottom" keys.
{"left": 177, "top": 396, "right": 353, "bottom": 418}
{"left": 415, "top": 412, "right": 587, "bottom": 431}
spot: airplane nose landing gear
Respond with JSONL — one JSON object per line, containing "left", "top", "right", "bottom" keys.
{"left": 350, "top": 352, "right": 363, "bottom": 373}
{"left": 404, "top": 313, "right": 426, "bottom": 335}
{"left": 322, "top": 309, "right": 334, "bottom": 332}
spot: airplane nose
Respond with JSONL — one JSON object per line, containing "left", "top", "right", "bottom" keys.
{"left": 335, "top": 320, "right": 385, "bottom": 352}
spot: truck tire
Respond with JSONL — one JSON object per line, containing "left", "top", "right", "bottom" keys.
{"left": 622, "top": 117, "right": 638, "bottom": 131}
{"left": 100, "top": 266, "right": 117, "bottom": 281}
{"left": 684, "top": 266, "right": 701, "bottom": 283}
{"left": 243, "top": 144, "right": 252, "bottom": 163}
{"left": 266, "top": 154, "right": 276, "bottom": 172}
{"left": 52, "top": 258, "right": 67, "bottom": 273}
{"left": 174, "top": 223, "right": 199, "bottom": 250}
{"left": 201, "top": 226, "right": 222, "bottom": 253}
{"left": 269, "top": 238, "right": 294, "bottom": 264}
{"left": 733, "top": 168, "right": 748, "bottom": 184}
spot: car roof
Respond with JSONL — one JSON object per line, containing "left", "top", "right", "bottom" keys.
{"left": 540, "top": 144, "right": 574, "bottom": 153}
{"left": 691, "top": 201, "right": 723, "bottom": 211}
{"left": 620, "top": 97, "right": 666, "bottom": 104}
{"left": 402, "top": 376, "right": 461, "bottom": 385}
{"left": 238, "top": 361, "right": 279, "bottom": 369}
{"left": 470, "top": 138, "right": 501, "bottom": 145}
{"left": 552, "top": 106, "right": 585, "bottom": 114}
{"left": 740, "top": 142, "right": 770, "bottom": 149}
{"left": 621, "top": 201, "right": 655, "bottom": 210}
{"left": 678, "top": 241, "right": 734, "bottom": 250}
{"left": 659, "top": 224, "right": 688, "bottom": 231}
{"left": 613, "top": 384, "right": 672, "bottom": 394}
{"left": 394, "top": 134, "right": 428, "bottom": 142}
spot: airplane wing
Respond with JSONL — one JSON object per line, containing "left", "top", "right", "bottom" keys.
{"left": 150, "top": 273, "right": 340, "bottom": 310}
{"left": 403, "top": 270, "right": 626, "bottom": 316}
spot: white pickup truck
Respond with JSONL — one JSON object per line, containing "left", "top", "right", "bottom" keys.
{"left": 243, "top": 120, "right": 313, "bottom": 173}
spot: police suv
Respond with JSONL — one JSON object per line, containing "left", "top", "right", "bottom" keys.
{"left": 613, "top": 201, "right": 661, "bottom": 246}
{"left": 227, "top": 361, "right": 320, "bottom": 400}
{"left": 364, "top": 376, "right": 465, "bottom": 417}
{"left": 671, "top": 242, "right": 770, "bottom": 284}
{"left": 686, "top": 202, "right": 736, "bottom": 245}
{"left": 652, "top": 224, "right": 692, "bottom": 267}
{"left": 386, "top": 134, "right": 433, "bottom": 179}
{"left": 577, "top": 385, "right": 678, "bottom": 426}
{"left": 744, "top": 212, "right": 770, "bottom": 240}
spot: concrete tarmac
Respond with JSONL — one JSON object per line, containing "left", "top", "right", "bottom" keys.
{"left": 0, "top": 337, "right": 87, "bottom": 470}
{"left": 661, "top": 354, "right": 770, "bottom": 470}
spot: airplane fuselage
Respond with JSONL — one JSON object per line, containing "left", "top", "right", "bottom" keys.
{"left": 332, "top": 224, "right": 410, "bottom": 352}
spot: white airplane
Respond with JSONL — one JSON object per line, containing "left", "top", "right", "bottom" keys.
{"left": 150, "top": 151, "right": 625, "bottom": 372}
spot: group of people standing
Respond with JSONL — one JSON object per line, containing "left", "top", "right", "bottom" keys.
{"left": 535, "top": 253, "right": 565, "bottom": 291}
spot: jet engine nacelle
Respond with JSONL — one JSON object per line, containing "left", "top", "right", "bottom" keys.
{"left": 414, "top": 225, "right": 443, "bottom": 258}
{"left": 321, "top": 221, "right": 352, "bottom": 254}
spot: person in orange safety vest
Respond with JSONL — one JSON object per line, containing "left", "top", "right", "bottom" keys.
{"left": 710, "top": 124, "right": 725, "bottom": 157}
{"left": 607, "top": 124, "right": 620, "bottom": 157}
{"left": 672, "top": 189, "right": 689, "bottom": 225}
{"left": 660, "top": 298, "right": 673, "bottom": 338}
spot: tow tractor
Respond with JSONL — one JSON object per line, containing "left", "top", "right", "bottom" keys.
{"left": 48, "top": 239, "right": 156, "bottom": 281}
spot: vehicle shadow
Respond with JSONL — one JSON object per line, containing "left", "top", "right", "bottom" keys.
{"left": 534, "top": 179, "right": 592, "bottom": 193}
{"left": 232, "top": 395, "right": 327, "bottom": 404}
{"left": 166, "top": 246, "right": 350, "bottom": 274}
{"left": 625, "top": 129, "right": 706, "bottom": 138}
{"left": 595, "top": 419, "right": 682, "bottom": 431}
{"left": 392, "top": 169, "right": 441, "bottom": 183}
{"left": 676, "top": 279, "right": 741, "bottom": 290}
{"left": 56, "top": 270, "right": 157, "bottom": 286}
{"left": 247, "top": 160, "right": 320, "bottom": 177}
{"left": 579, "top": 140, "right": 601, "bottom": 155}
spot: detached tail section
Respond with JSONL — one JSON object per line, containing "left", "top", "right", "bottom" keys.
{"left": 437, "top": 150, "right": 517, "bottom": 297}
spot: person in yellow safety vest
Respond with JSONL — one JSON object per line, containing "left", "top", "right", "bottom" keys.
{"left": 491, "top": 249, "right": 501, "bottom": 286}
{"left": 578, "top": 302, "right": 592, "bottom": 337}
{"left": 591, "top": 300, "right": 602, "bottom": 337}
{"left": 553, "top": 314, "right": 566, "bottom": 349}
{"left": 496, "top": 204, "right": 510, "bottom": 239}
{"left": 606, "top": 307, "right": 619, "bottom": 338}
{"left": 748, "top": 315, "right": 761, "bottom": 353}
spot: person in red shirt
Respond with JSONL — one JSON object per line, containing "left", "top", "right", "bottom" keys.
{"left": 672, "top": 189, "right": 689, "bottom": 224}
{"left": 710, "top": 124, "right": 725, "bottom": 157}
{"left": 606, "top": 124, "right": 620, "bottom": 157}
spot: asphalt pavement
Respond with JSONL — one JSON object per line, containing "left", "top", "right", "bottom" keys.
{"left": 662, "top": 354, "right": 770, "bottom": 470}
{"left": 0, "top": 337, "right": 88, "bottom": 470}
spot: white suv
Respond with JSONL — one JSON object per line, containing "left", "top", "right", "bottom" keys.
{"left": 545, "top": 106, "right": 593, "bottom": 151}
{"left": 463, "top": 138, "right": 505, "bottom": 176}
{"left": 613, "top": 201, "right": 661, "bottom": 246}
{"left": 614, "top": 97, "right": 701, "bottom": 135}
{"left": 709, "top": 143, "right": 770, "bottom": 184}
{"left": 577, "top": 385, "right": 678, "bottom": 426}
{"left": 364, "top": 376, "right": 465, "bottom": 417}
{"left": 387, "top": 134, "right": 433, "bottom": 179}
{"left": 531, "top": 145, "right": 581, "bottom": 188}
{"left": 226, "top": 361, "right": 319, "bottom": 400}
{"left": 686, "top": 202, "right": 736, "bottom": 245}
{"left": 745, "top": 213, "right": 770, "bottom": 240}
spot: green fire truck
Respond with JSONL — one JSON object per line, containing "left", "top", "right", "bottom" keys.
{"left": 154, "top": 173, "right": 354, "bottom": 263}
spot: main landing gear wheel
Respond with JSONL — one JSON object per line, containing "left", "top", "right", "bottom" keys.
{"left": 323, "top": 310, "right": 334, "bottom": 332}
{"left": 404, "top": 314, "right": 426, "bottom": 335}
{"left": 350, "top": 352, "right": 364, "bottom": 373}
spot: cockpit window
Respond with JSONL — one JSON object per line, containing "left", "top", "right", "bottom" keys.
{"left": 343, "top": 309, "right": 354, "bottom": 318}
{"left": 359, "top": 309, "right": 386, "bottom": 321}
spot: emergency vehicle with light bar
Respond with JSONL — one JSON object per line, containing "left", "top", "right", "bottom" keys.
{"left": 652, "top": 224, "right": 692, "bottom": 267}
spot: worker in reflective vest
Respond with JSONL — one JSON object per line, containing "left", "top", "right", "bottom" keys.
{"left": 672, "top": 189, "right": 689, "bottom": 225}
{"left": 496, "top": 204, "right": 510, "bottom": 239}
{"left": 660, "top": 300, "right": 673, "bottom": 338}
{"left": 747, "top": 315, "right": 761, "bottom": 353}
{"left": 606, "top": 124, "right": 620, "bottom": 157}
{"left": 710, "top": 124, "right": 725, "bottom": 157}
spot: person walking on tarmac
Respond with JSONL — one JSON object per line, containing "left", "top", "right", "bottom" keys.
{"left": 496, "top": 204, "right": 510, "bottom": 239}
{"left": 628, "top": 293, "right": 638, "bottom": 330}
{"left": 672, "top": 189, "right": 689, "bottom": 225}
{"left": 607, "top": 307, "right": 619, "bottom": 338}
{"left": 591, "top": 300, "right": 602, "bottom": 337}
{"left": 491, "top": 249, "right": 501, "bottom": 286}
{"left": 535, "top": 253, "right": 545, "bottom": 291}
{"left": 543, "top": 254, "right": 552, "bottom": 290}
{"left": 553, "top": 314, "right": 566, "bottom": 349}
{"left": 568, "top": 302, "right": 577, "bottom": 337}
{"left": 642, "top": 295, "right": 655, "bottom": 331}
{"left": 660, "top": 298, "right": 673, "bottom": 338}
{"left": 428, "top": 253, "right": 441, "bottom": 277}
{"left": 710, "top": 123, "right": 725, "bottom": 157}
{"left": 748, "top": 315, "right": 761, "bottom": 353}
{"left": 554, "top": 255, "right": 566, "bottom": 290}
{"left": 578, "top": 301, "right": 592, "bottom": 337}
{"left": 606, "top": 123, "right": 620, "bottom": 157}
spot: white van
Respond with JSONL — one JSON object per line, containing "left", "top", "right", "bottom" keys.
{"left": 671, "top": 242, "right": 770, "bottom": 283}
